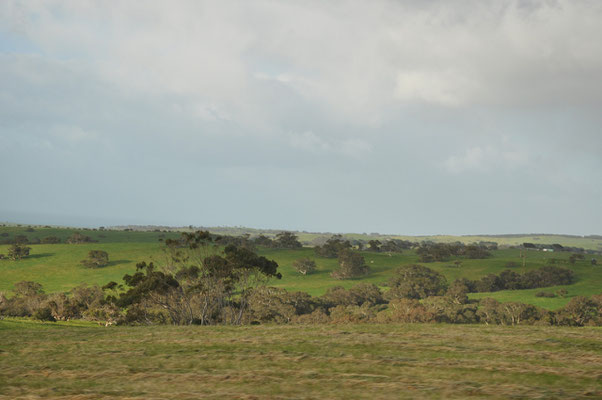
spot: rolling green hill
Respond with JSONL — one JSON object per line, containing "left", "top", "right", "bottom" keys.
{"left": 1, "top": 225, "right": 600, "bottom": 310}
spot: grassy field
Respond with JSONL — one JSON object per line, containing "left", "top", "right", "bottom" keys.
{"left": 0, "top": 318, "right": 600, "bottom": 399}
{"left": 1, "top": 226, "right": 600, "bottom": 310}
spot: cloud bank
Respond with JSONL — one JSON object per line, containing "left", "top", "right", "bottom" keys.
{"left": 1, "top": 0, "right": 601, "bottom": 234}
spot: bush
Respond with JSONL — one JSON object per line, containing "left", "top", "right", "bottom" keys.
{"left": 33, "top": 307, "right": 56, "bottom": 322}
{"left": 81, "top": 250, "right": 109, "bottom": 268}
{"left": 7, "top": 244, "right": 31, "bottom": 260}
{"left": 535, "top": 292, "right": 556, "bottom": 298}
{"left": 556, "top": 296, "right": 601, "bottom": 326}
{"left": 292, "top": 257, "right": 317, "bottom": 275}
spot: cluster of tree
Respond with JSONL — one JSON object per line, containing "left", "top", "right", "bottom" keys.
{"left": 452, "top": 266, "right": 574, "bottom": 293}
{"left": 204, "top": 231, "right": 303, "bottom": 250}
{"left": 314, "top": 235, "right": 352, "bottom": 258}
{"left": 416, "top": 242, "right": 492, "bottom": 262}
{"left": 522, "top": 243, "right": 598, "bottom": 255}
{"left": 3, "top": 278, "right": 600, "bottom": 327}
{"left": 0, "top": 282, "right": 118, "bottom": 323}
{"left": 66, "top": 233, "right": 97, "bottom": 244}
{"left": 360, "top": 239, "right": 410, "bottom": 253}
{"left": 111, "top": 231, "right": 282, "bottom": 325}
{"left": 0, "top": 234, "right": 41, "bottom": 245}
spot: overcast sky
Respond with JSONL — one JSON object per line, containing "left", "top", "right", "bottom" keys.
{"left": 1, "top": 0, "right": 601, "bottom": 235}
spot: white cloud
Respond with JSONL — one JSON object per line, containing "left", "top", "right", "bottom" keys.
{"left": 3, "top": 0, "right": 602, "bottom": 131}
{"left": 288, "top": 131, "right": 371, "bottom": 159}
{"left": 289, "top": 131, "right": 331, "bottom": 153}
{"left": 444, "top": 144, "right": 529, "bottom": 174}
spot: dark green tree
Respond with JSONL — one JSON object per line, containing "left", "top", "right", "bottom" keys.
{"left": 368, "top": 240, "right": 381, "bottom": 252}
{"left": 331, "top": 249, "right": 369, "bottom": 279}
{"left": 386, "top": 264, "right": 448, "bottom": 300}
{"left": 274, "top": 232, "right": 302, "bottom": 249}
{"left": 314, "top": 235, "right": 352, "bottom": 258}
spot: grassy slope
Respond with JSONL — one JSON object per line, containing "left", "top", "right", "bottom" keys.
{"left": 1, "top": 227, "right": 600, "bottom": 310}
{"left": 0, "top": 319, "right": 600, "bottom": 399}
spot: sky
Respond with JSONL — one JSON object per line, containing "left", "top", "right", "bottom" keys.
{"left": 1, "top": 0, "right": 601, "bottom": 235}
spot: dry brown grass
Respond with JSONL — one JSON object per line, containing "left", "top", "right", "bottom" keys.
{"left": 0, "top": 320, "right": 600, "bottom": 399}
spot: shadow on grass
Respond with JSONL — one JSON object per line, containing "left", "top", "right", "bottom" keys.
{"left": 107, "top": 259, "right": 132, "bottom": 267}
{"left": 28, "top": 253, "right": 54, "bottom": 259}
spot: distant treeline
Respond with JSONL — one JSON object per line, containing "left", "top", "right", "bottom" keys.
{"left": 1, "top": 231, "right": 600, "bottom": 327}
{"left": 520, "top": 242, "right": 598, "bottom": 254}
{"left": 0, "top": 232, "right": 97, "bottom": 245}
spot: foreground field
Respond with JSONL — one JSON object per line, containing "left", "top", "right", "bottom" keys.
{"left": 0, "top": 319, "right": 600, "bottom": 399}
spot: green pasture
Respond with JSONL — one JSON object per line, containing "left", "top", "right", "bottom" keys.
{"left": 0, "top": 319, "right": 600, "bottom": 399}
{"left": 0, "top": 226, "right": 600, "bottom": 310}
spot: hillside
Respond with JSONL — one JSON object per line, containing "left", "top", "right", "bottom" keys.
{"left": 1, "top": 225, "right": 600, "bottom": 310}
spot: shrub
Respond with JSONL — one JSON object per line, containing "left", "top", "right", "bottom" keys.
{"left": 81, "top": 250, "right": 109, "bottom": 268}
{"left": 292, "top": 257, "right": 317, "bottom": 275}
{"left": 535, "top": 292, "right": 556, "bottom": 298}
{"left": 33, "top": 307, "right": 56, "bottom": 322}
{"left": 556, "top": 296, "right": 601, "bottom": 326}
{"left": 7, "top": 244, "right": 31, "bottom": 260}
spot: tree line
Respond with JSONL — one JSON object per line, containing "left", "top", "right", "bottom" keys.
{"left": 1, "top": 231, "right": 599, "bottom": 327}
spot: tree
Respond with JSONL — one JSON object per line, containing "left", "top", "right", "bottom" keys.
{"left": 368, "top": 240, "right": 381, "bottom": 252}
{"left": 66, "top": 232, "right": 95, "bottom": 244}
{"left": 14, "top": 235, "right": 29, "bottom": 244}
{"left": 253, "top": 234, "right": 275, "bottom": 248}
{"left": 321, "top": 283, "right": 383, "bottom": 308}
{"left": 386, "top": 264, "right": 448, "bottom": 300}
{"left": 463, "top": 244, "right": 492, "bottom": 259}
{"left": 446, "top": 279, "right": 470, "bottom": 304}
{"left": 380, "top": 240, "right": 405, "bottom": 253}
{"left": 7, "top": 244, "right": 31, "bottom": 260}
{"left": 41, "top": 236, "right": 61, "bottom": 244}
{"left": 314, "top": 235, "right": 352, "bottom": 258}
{"left": 556, "top": 296, "right": 601, "bottom": 326}
{"left": 115, "top": 231, "right": 281, "bottom": 325}
{"left": 81, "top": 250, "right": 109, "bottom": 268}
{"left": 331, "top": 249, "right": 369, "bottom": 279}
{"left": 292, "top": 257, "right": 317, "bottom": 275}
{"left": 274, "top": 232, "right": 302, "bottom": 249}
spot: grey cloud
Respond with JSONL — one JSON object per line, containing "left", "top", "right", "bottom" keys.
{"left": 0, "top": 0, "right": 600, "bottom": 234}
